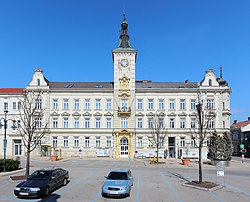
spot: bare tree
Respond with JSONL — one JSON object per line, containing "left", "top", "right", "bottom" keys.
{"left": 148, "top": 112, "right": 168, "bottom": 163}
{"left": 16, "top": 90, "right": 49, "bottom": 177}
{"left": 191, "top": 100, "right": 215, "bottom": 183}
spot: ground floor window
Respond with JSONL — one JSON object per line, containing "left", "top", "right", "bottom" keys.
{"left": 13, "top": 139, "right": 22, "bottom": 156}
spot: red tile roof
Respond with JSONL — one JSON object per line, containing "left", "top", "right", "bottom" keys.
{"left": 0, "top": 88, "right": 24, "bottom": 94}
{"left": 231, "top": 121, "right": 250, "bottom": 128}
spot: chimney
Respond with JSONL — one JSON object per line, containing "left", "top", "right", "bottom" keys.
{"left": 233, "top": 120, "right": 238, "bottom": 124}
{"left": 185, "top": 80, "right": 189, "bottom": 83}
{"left": 248, "top": 117, "right": 250, "bottom": 121}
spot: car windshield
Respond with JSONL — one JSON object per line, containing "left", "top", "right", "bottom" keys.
{"left": 107, "top": 171, "right": 128, "bottom": 180}
{"left": 28, "top": 171, "right": 51, "bottom": 179}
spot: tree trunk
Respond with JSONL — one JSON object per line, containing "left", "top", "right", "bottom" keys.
{"left": 156, "top": 144, "right": 159, "bottom": 163}
{"left": 25, "top": 150, "right": 30, "bottom": 178}
{"left": 198, "top": 146, "right": 202, "bottom": 183}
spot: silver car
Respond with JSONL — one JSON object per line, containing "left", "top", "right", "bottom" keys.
{"left": 101, "top": 169, "right": 133, "bottom": 197}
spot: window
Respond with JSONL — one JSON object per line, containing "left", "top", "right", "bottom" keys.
{"left": 148, "top": 137, "right": 154, "bottom": 148}
{"left": 85, "top": 99, "right": 90, "bottom": 110}
{"left": 223, "top": 121, "right": 225, "bottom": 128}
{"left": 169, "top": 99, "right": 175, "bottom": 110}
{"left": 137, "top": 99, "right": 143, "bottom": 110}
{"left": 85, "top": 118, "right": 90, "bottom": 128}
{"left": 148, "top": 99, "right": 154, "bottom": 110}
{"left": 4, "top": 102, "right": 8, "bottom": 111}
{"left": 37, "top": 79, "right": 40, "bottom": 86}
{"left": 209, "top": 79, "right": 212, "bottom": 86}
{"left": 190, "top": 99, "right": 196, "bottom": 110}
{"left": 180, "top": 118, "right": 185, "bottom": 128}
{"left": 180, "top": 137, "right": 185, "bottom": 147}
{"left": 53, "top": 99, "right": 58, "bottom": 110}
{"left": 13, "top": 102, "right": 16, "bottom": 110}
{"left": 14, "top": 139, "right": 22, "bottom": 155}
{"left": 207, "top": 99, "right": 215, "bottom": 110}
{"left": 106, "top": 118, "right": 112, "bottom": 128}
{"left": 180, "top": 99, "right": 185, "bottom": 110}
{"left": 208, "top": 118, "right": 214, "bottom": 128}
{"left": 18, "top": 102, "right": 21, "bottom": 110}
{"left": 96, "top": 118, "right": 101, "bottom": 128}
{"left": 121, "top": 118, "right": 128, "bottom": 128}
{"left": 159, "top": 118, "right": 164, "bottom": 128}
{"left": 74, "top": 118, "right": 80, "bottom": 128}
{"left": 137, "top": 118, "right": 143, "bottom": 128}
{"left": 35, "top": 99, "right": 42, "bottom": 109}
{"left": 96, "top": 136, "right": 100, "bottom": 147}
{"left": 222, "top": 102, "right": 225, "bottom": 110}
{"left": 148, "top": 118, "right": 153, "bottom": 128}
{"left": 170, "top": 118, "right": 175, "bottom": 128}
{"left": 35, "top": 117, "right": 42, "bottom": 128}
{"left": 106, "top": 99, "right": 112, "bottom": 110}
{"left": 191, "top": 118, "right": 196, "bottom": 128}
{"left": 74, "top": 99, "right": 80, "bottom": 110}
{"left": 52, "top": 118, "right": 58, "bottom": 128}
{"left": 107, "top": 136, "right": 112, "bottom": 147}
{"left": 85, "top": 137, "right": 90, "bottom": 147}
{"left": 121, "top": 98, "right": 128, "bottom": 108}
{"left": 191, "top": 137, "right": 196, "bottom": 147}
{"left": 52, "top": 136, "right": 58, "bottom": 147}
{"left": 63, "top": 99, "right": 69, "bottom": 110}
{"left": 74, "top": 136, "right": 79, "bottom": 147}
{"left": 158, "top": 99, "right": 165, "bottom": 110}
{"left": 137, "top": 137, "right": 143, "bottom": 148}
{"left": 95, "top": 99, "right": 101, "bottom": 109}
{"left": 63, "top": 117, "right": 69, "bottom": 128}
{"left": 63, "top": 136, "right": 68, "bottom": 147}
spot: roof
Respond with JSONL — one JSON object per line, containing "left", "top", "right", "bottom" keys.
{"left": 0, "top": 88, "right": 24, "bottom": 94}
{"left": 135, "top": 81, "right": 198, "bottom": 89}
{"left": 231, "top": 121, "right": 250, "bottom": 128}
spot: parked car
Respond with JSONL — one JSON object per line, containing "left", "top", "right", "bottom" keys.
{"left": 14, "top": 168, "right": 69, "bottom": 198}
{"left": 101, "top": 169, "right": 133, "bottom": 197}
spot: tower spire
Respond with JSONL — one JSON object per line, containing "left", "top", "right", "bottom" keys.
{"left": 118, "top": 14, "right": 131, "bottom": 49}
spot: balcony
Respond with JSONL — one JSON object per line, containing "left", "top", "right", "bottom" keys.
{"left": 222, "top": 109, "right": 231, "bottom": 116}
{"left": 118, "top": 107, "right": 131, "bottom": 117}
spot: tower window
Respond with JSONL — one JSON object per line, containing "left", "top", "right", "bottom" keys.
{"left": 37, "top": 79, "right": 40, "bottom": 86}
{"left": 208, "top": 79, "right": 212, "bottom": 86}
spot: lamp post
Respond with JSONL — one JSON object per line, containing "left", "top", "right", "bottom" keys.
{"left": 0, "top": 110, "right": 16, "bottom": 172}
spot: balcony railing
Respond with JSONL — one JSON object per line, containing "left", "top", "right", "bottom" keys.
{"left": 118, "top": 107, "right": 131, "bottom": 116}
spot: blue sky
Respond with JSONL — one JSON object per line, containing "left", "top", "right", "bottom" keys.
{"left": 0, "top": 0, "right": 250, "bottom": 123}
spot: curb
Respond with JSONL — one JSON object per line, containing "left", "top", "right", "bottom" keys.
{"left": 182, "top": 183, "right": 223, "bottom": 191}
{"left": 0, "top": 168, "right": 25, "bottom": 177}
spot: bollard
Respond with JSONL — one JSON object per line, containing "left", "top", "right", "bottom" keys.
{"left": 241, "top": 154, "right": 244, "bottom": 163}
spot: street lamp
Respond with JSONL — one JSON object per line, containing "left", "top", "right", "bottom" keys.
{"left": 0, "top": 110, "right": 17, "bottom": 172}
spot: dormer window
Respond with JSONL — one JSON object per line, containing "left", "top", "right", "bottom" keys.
{"left": 37, "top": 79, "right": 40, "bottom": 86}
{"left": 208, "top": 79, "right": 212, "bottom": 86}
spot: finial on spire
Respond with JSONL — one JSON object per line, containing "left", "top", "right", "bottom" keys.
{"left": 220, "top": 66, "right": 223, "bottom": 78}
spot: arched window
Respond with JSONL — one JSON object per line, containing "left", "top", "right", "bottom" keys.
{"left": 208, "top": 79, "right": 212, "bottom": 86}
{"left": 37, "top": 79, "right": 40, "bottom": 86}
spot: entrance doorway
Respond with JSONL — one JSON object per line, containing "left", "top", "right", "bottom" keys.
{"left": 168, "top": 137, "right": 176, "bottom": 158}
{"left": 120, "top": 137, "right": 128, "bottom": 158}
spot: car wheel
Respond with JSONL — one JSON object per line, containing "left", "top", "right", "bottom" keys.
{"left": 43, "top": 187, "right": 50, "bottom": 197}
{"left": 127, "top": 191, "right": 130, "bottom": 197}
{"left": 62, "top": 178, "right": 67, "bottom": 186}
{"left": 101, "top": 192, "right": 106, "bottom": 197}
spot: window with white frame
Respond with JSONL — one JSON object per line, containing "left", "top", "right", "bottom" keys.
{"left": 121, "top": 98, "right": 128, "bottom": 108}
{"left": 180, "top": 137, "right": 185, "bottom": 147}
{"left": 63, "top": 99, "right": 69, "bottom": 110}
{"left": 190, "top": 99, "right": 196, "bottom": 110}
{"left": 191, "top": 118, "right": 196, "bottom": 128}
{"left": 207, "top": 117, "right": 214, "bottom": 128}
{"left": 223, "top": 121, "right": 225, "bottom": 128}
{"left": 106, "top": 118, "right": 112, "bottom": 128}
{"left": 95, "top": 117, "right": 101, "bottom": 128}
{"left": 63, "top": 117, "right": 69, "bottom": 128}
{"left": 158, "top": 99, "right": 165, "bottom": 110}
{"left": 148, "top": 99, "right": 154, "bottom": 110}
{"left": 63, "top": 136, "right": 68, "bottom": 147}
{"left": 85, "top": 136, "right": 90, "bottom": 147}
{"left": 96, "top": 136, "right": 100, "bottom": 148}
{"left": 169, "top": 99, "right": 175, "bottom": 110}
{"left": 4, "top": 102, "right": 8, "bottom": 111}
{"left": 191, "top": 137, "right": 196, "bottom": 147}
{"left": 170, "top": 118, "right": 175, "bottom": 128}
{"left": 121, "top": 118, "right": 128, "bottom": 128}
{"left": 106, "top": 99, "right": 112, "bottom": 110}
{"left": 74, "top": 99, "right": 80, "bottom": 110}
{"left": 207, "top": 99, "right": 215, "bottom": 110}
{"left": 95, "top": 99, "right": 101, "bottom": 109}
{"left": 18, "top": 101, "right": 21, "bottom": 110}
{"left": 180, "top": 99, "right": 185, "bottom": 110}
{"left": 52, "top": 118, "right": 58, "bottom": 128}
{"left": 74, "top": 136, "right": 79, "bottom": 147}
{"left": 85, "top": 99, "right": 90, "bottom": 110}
{"left": 35, "top": 117, "right": 42, "bottom": 128}
{"left": 137, "top": 99, "right": 143, "bottom": 110}
{"left": 52, "top": 136, "right": 58, "bottom": 147}
{"left": 74, "top": 118, "right": 80, "bottom": 128}
{"left": 13, "top": 102, "right": 16, "bottom": 110}
{"left": 159, "top": 117, "right": 164, "bottom": 128}
{"left": 148, "top": 137, "right": 154, "bottom": 148}
{"left": 53, "top": 99, "right": 58, "bottom": 110}
{"left": 107, "top": 136, "right": 112, "bottom": 147}
{"left": 180, "top": 118, "right": 185, "bottom": 128}
{"left": 137, "top": 136, "right": 143, "bottom": 148}
{"left": 35, "top": 99, "right": 42, "bottom": 109}
{"left": 137, "top": 118, "right": 143, "bottom": 128}
{"left": 85, "top": 118, "right": 90, "bottom": 128}
{"left": 148, "top": 118, "right": 153, "bottom": 128}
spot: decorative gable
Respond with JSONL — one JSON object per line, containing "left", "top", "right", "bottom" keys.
{"left": 61, "top": 112, "right": 70, "bottom": 117}
{"left": 50, "top": 112, "right": 60, "bottom": 116}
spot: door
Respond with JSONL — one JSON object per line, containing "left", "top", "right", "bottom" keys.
{"left": 120, "top": 137, "right": 128, "bottom": 158}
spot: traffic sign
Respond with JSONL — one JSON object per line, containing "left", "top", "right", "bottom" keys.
{"left": 240, "top": 144, "right": 244, "bottom": 149}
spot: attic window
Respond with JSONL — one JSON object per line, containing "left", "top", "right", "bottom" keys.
{"left": 209, "top": 79, "right": 212, "bottom": 86}
{"left": 37, "top": 79, "right": 40, "bottom": 86}
{"left": 64, "top": 84, "right": 74, "bottom": 88}
{"left": 96, "top": 84, "right": 103, "bottom": 88}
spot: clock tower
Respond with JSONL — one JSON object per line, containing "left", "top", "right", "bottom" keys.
{"left": 112, "top": 15, "right": 137, "bottom": 159}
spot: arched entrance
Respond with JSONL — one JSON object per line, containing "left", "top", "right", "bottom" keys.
{"left": 120, "top": 137, "right": 128, "bottom": 158}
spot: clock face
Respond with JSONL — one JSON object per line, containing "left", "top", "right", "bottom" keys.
{"left": 120, "top": 59, "right": 129, "bottom": 67}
